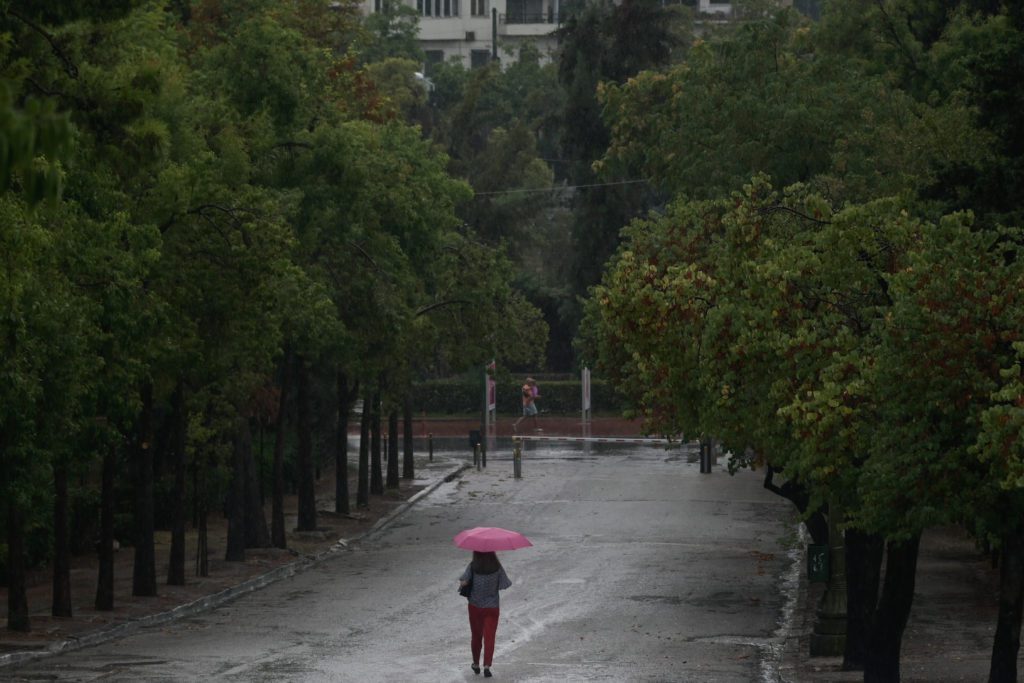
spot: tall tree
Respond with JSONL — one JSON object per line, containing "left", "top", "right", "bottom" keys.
{"left": 386, "top": 408, "right": 400, "bottom": 489}
{"left": 336, "top": 374, "right": 357, "bottom": 514}
{"left": 167, "top": 381, "right": 187, "bottom": 585}
{"left": 272, "top": 352, "right": 291, "bottom": 548}
{"left": 295, "top": 357, "right": 317, "bottom": 532}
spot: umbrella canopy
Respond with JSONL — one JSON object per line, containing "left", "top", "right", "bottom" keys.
{"left": 453, "top": 527, "right": 533, "bottom": 552}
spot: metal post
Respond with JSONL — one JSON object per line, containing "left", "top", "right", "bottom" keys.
{"left": 513, "top": 438, "right": 522, "bottom": 479}
{"left": 699, "top": 439, "right": 711, "bottom": 473}
{"left": 582, "top": 367, "right": 591, "bottom": 457}
{"left": 491, "top": 8, "right": 498, "bottom": 61}
{"left": 428, "top": 433, "right": 433, "bottom": 462}
{"left": 482, "top": 441, "right": 487, "bottom": 468}
{"left": 474, "top": 443, "right": 481, "bottom": 471}
{"left": 810, "top": 499, "right": 847, "bottom": 656}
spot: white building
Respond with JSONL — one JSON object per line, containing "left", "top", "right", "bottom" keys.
{"left": 359, "top": 0, "right": 561, "bottom": 69}
{"left": 360, "top": 0, "right": 742, "bottom": 70}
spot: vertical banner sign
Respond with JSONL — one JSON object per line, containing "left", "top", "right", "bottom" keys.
{"left": 485, "top": 361, "right": 497, "bottom": 452}
{"left": 582, "top": 367, "right": 591, "bottom": 413}
{"left": 582, "top": 367, "right": 592, "bottom": 455}
{"left": 487, "top": 360, "right": 497, "bottom": 411}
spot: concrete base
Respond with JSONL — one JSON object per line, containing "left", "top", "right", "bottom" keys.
{"left": 809, "top": 625, "right": 846, "bottom": 657}
{"left": 809, "top": 602, "right": 847, "bottom": 656}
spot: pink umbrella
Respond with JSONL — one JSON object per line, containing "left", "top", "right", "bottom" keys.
{"left": 453, "top": 527, "right": 533, "bottom": 552}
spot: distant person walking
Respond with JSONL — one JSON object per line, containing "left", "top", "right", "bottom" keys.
{"left": 459, "top": 551, "right": 512, "bottom": 677}
{"left": 513, "top": 378, "right": 540, "bottom": 432}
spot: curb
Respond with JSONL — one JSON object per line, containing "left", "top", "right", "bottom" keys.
{"left": 767, "top": 523, "right": 810, "bottom": 683}
{"left": 0, "top": 459, "right": 472, "bottom": 670}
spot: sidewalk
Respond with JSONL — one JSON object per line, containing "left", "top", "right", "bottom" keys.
{"left": 780, "top": 525, "right": 999, "bottom": 682}
{"left": 0, "top": 453, "right": 468, "bottom": 669}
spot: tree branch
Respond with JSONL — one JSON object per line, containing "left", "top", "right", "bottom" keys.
{"left": 415, "top": 300, "right": 472, "bottom": 317}
{"left": 159, "top": 203, "right": 259, "bottom": 234}
{"left": 761, "top": 204, "right": 831, "bottom": 226}
{"left": 271, "top": 141, "right": 314, "bottom": 152}
{"left": 7, "top": 9, "right": 79, "bottom": 79}
{"left": 348, "top": 241, "right": 381, "bottom": 272}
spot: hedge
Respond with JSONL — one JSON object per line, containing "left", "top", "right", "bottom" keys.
{"left": 410, "top": 377, "right": 625, "bottom": 416}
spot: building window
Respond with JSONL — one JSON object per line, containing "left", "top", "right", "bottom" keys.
{"left": 470, "top": 49, "right": 491, "bottom": 69}
{"left": 506, "top": 0, "right": 544, "bottom": 23}
{"left": 419, "top": 0, "right": 458, "bottom": 16}
{"left": 471, "top": 0, "right": 487, "bottom": 16}
{"left": 375, "top": 0, "right": 381, "bottom": 11}
{"left": 425, "top": 50, "right": 445, "bottom": 74}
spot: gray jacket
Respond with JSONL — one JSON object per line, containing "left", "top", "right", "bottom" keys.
{"left": 459, "top": 564, "right": 512, "bottom": 608}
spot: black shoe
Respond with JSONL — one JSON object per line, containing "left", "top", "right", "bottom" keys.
{"left": 483, "top": 668, "right": 492, "bottom": 678}
{"left": 471, "top": 664, "right": 480, "bottom": 675}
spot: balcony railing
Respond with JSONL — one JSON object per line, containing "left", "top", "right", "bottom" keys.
{"left": 502, "top": 9, "right": 559, "bottom": 24}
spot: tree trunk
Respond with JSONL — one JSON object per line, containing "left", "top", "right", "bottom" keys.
{"left": 225, "top": 417, "right": 248, "bottom": 562}
{"left": 195, "top": 501, "right": 209, "bottom": 577}
{"left": 864, "top": 534, "right": 921, "bottom": 683}
{"left": 843, "top": 528, "right": 884, "bottom": 671}
{"left": 271, "top": 350, "right": 291, "bottom": 549}
{"left": 7, "top": 497, "right": 30, "bottom": 631}
{"left": 335, "top": 373, "right": 355, "bottom": 515}
{"left": 989, "top": 524, "right": 1024, "bottom": 683}
{"left": 357, "top": 391, "right": 370, "bottom": 508}
{"left": 386, "top": 409, "right": 400, "bottom": 489}
{"left": 370, "top": 391, "right": 383, "bottom": 495}
{"left": 402, "top": 396, "right": 414, "bottom": 480}
{"left": 168, "top": 381, "right": 187, "bottom": 586}
{"left": 195, "top": 444, "right": 210, "bottom": 577}
{"left": 763, "top": 468, "right": 828, "bottom": 545}
{"left": 132, "top": 383, "right": 157, "bottom": 597}
{"left": 295, "top": 356, "right": 317, "bottom": 531}
{"left": 95, "top": 442, "right": 116, "bottom": 610}
{"left": 242, "top": 418, "right": 270, "bottom": 548}
{"left": 51, "top": 460, "right": 72, "bottom": 617}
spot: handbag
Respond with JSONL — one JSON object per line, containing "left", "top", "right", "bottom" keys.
{"left": 458, "top": 567, "right": 473, "bottom": 598}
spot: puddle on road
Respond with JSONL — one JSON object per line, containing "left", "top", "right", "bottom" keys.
{"left": 627, "top": 594, "right": 684, "bottom": 605}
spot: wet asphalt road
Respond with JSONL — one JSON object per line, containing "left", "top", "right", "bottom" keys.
{"left": 9, "top": 442, "right": 797, "bottom": 682}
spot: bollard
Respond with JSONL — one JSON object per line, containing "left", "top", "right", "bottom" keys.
{"left": 474, "top": 443, "right": 481, "bottom": 471}
{"left": 513, "top": 439, "right": 522, "bottom": 479}
{"left": 428, "top": 433, "right": 433, "bottom": 462}
{"left": 482, "top": 440, "right": 487, "bottom": 468}
{"left": 383, "top": 433, "right": 388, "bottom": 462}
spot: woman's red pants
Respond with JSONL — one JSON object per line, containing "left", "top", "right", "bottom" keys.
{"left": 467, "top": 604, "right": 500, "bottom": 667}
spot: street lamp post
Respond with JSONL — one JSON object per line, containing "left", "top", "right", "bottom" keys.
{"left": 810, "top": 498, "right": 847, "bottom": 656}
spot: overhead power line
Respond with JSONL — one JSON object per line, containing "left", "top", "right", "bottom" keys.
{"left": 473, "top": 178, "right": 650, "bottom": 197}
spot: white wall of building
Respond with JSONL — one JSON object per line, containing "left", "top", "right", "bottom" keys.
{"left": 361, "top": 0, "right": 560, "bottom": 69}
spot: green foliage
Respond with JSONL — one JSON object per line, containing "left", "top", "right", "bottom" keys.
{"left": 552, "top": 0, "right": 687, "bottom": 369}
{"left": 358, "top": 0, "right": 424, "bottom": 64}
{"left": 0, "top": 79, "right": 70, "bottom": 203}
{"left": 585, "top": 164, "right": 1024, "bottom": 543}
{"left": 0, "top": 0, "right": 554, "bottom": 596}
{"left": 584, "top": 0, "right": 1024, "bottom": 544}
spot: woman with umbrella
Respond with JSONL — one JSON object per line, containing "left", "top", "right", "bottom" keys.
{"left": 455, "top": 527, "right": 532, "bottom": 677}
